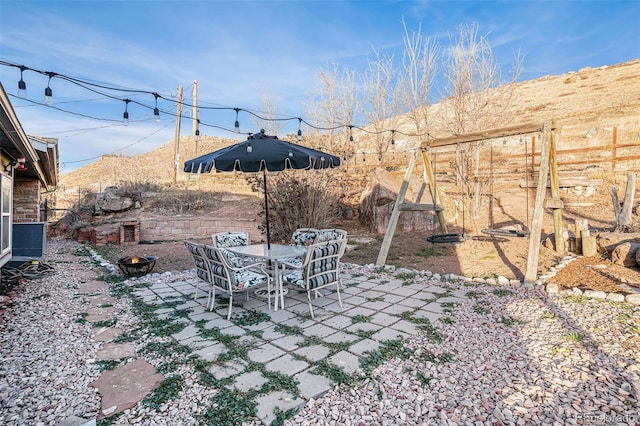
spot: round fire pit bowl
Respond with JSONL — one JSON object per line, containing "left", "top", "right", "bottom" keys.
{"left": 117, "top": 255, "right": 158, "bottom": 277}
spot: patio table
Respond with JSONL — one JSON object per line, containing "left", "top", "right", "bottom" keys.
{"left": 226, "top": 244, "right": 306, "bottom": 311}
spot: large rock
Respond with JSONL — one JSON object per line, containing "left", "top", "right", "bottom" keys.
{"left": 95, "top": 187, "right": 134, "bottom": 214}
{"left": 359, "top": 168, "right": 444, "bottom": 233}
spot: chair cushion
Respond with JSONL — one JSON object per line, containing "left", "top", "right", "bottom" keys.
{"left": 291, "top": 229, "right": 318, "bottom": 246}
{"left": 214, "top": 233, "right": 248, "bottom": 248}
{"left": 316, "top": 229, "right": 345, "bottom": 243}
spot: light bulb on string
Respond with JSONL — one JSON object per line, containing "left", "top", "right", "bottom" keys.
{"left": 234, "top": 108, "right": 240, "bottom": 133}
{"left": 17, "top": 66, "right": 27, "bottom": 97}
{"left": 44, "top": 72, "right": 55, "bottom": 104}
{"left": 297, "top": 118, "right": 303, "bottom": 142}
{"left": 391, "top": 130, "right": 395, "bottom": 146}
{"left": 123, "top": 99, "right": 130, "bottom": 126}
{"left": 195, "top": 119, "right": 201, "bottom": 140}
{"left": 152, "top": 93, "right": 160, "bottom": 123}
{"left": 348, "top": 125, "right": 354, "bottom": 142}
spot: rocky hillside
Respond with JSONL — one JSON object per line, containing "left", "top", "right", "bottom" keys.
{"left": 57, "top": 59, "right": 640, "bottom": 204}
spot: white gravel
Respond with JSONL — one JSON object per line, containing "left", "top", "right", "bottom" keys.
{"left": 1, "top": 239, "right": 638, "bottom": 425}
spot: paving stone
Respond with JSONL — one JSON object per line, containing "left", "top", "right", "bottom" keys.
{"left": 247, "top": 343, "right": 285, "bottom": 363}
{"left": 348, "top": 306, "right": 377, "bottom": 317}
{"left": 436, "top": 296, "right": 465, "bottom": 304}
{"left": 281, "top": 317, "right": 316, "bottom": 329}
{"left": 329, "top": 351, "right": 360, "bottom": 374}
{"left": 323, "top": 331, "right": 359, "bottom": 344}
{"left": 295, "top": 369, "right": 334, "bottom": 400}
{"left": 219, "top": 325, "right": 246, "bottom": 337}
{"left": 322, "top": 301, "right": 350, "bottom": 314}
{"left": 85, "top": 294, "right": 118, "bottom": 307}
{"left": 209, "top": 360, "right": 247, "bottom": 380}
{"left": 413, "top": 310, "right": 443, "bottom": 323}
{"left": 261, "top": 326, "right": 286, "bottom": 341}
{"left": 345, "top": 322, "right": 382, "bottom": 334}
{"left": 181, "top": 335, "right": 217, "bottom": 350}
{"left": 303, "top": 323, "right": 336, "bottom": 338}
{"left": 340, "top": 295, "right": 367, "bottom": 305}
{"left": 422, "top": 302, "right": 445, "bottom": 314}
{"left": 348, "top": 338, "right": 380, "bottom": 356}
{"left": 193, "top": 343, "right": 226, "bottom": 361}
{"left": 356, "top": 281, "right": 380, "bottom": 290}
{"left": 90, "top": 359, "right": 164, "bottom": 419}
{"left": 265, "top": 354, "right": 309, "bottom": 375}
{"left": 287, "top": 302, "right": 314, "bottom": 315}
{"left": 271, "top": 334, "right": 305, "bottom": 351}
{"left": 92, "top": 326, "right": 122, "bottom": 342}
{"left": 294, "top": 345, "right": 331, "bottom": 362}
{"left": 321, "top": 314, "right": 353, "bottom": 329}
{"left": 171, "top": 324, "right": 200, "bottom": 342}
{"left": 96, "top": 343, "right": 137, "bottom": 361}
{"left": 267, "top": 308, "right": 297, "bottom": 322}
{"left": 423, "top": 285, "right": 449, "bottom": 294}
{"left": 232, "top": 370, "right": 268, "bottom": 392}
{"left": 255, "top": 391, "right": 304, "bottom": 426}
{"left": 360, "top": 300, "right": 392, "bottom": 311}
{"left": 78, "top": 281, "right": 109, "bottom": 293}
{"left": 371, "top": 327, "right": 409, "bottom": 342}
{"left": 359, "top": 290, "right": 386, "bottom": 299}
{"left": 382, "top": 304, "right": 413, "bottom": 315}
{"left": 412, "top": 291, "right": 438, "bottom": 301}
{"left": 204, "top": 317, "right": 235, "bottom": 329}
{"left": 188, "top": 311, "right": 221, "bottom": 322}
{"left": 86, "top": 307, "right": 119, "bottom": 322}
{"left": 394, "top": 286, "right": 420, "bottom": 297}
{"left": 343, "top": 286, "right": 362, "bottom": 295}
{"left": 381, "top": 294, "right": 406, "bottom": 304}
{"left": 370, "top": 312, "right": 400, "bottom": 327}
{"left": 398, "top": 297, "right": 427, "bottom": 308}
{"left": 390, "top": 319, "right": 419, "bottom": 335}
{"left": 376, "top": 280, "right": 403, "bottom": 290}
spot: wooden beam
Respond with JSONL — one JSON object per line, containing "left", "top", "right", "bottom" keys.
{"left": 421, "top": 122, "right": 543, "bottom": 148}
{"left": 549, "top": 127, "right": 564, "bottom": 254}
{"left": 399, "top": 203, "right": 443, "bottom": 211}
{"left": 525, "top": 121, "right": 552, "bottom": 284}
{"left": 420, "top": 149, "right": 448, "bottom": 233}
{"left": 376, "top": 151, "right": 417, "bottom": 266}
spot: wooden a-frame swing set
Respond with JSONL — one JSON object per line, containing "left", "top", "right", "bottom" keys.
{"left": 376, "top": 120, "right": 562, "bottom": 284}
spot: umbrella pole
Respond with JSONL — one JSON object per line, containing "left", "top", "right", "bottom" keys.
{"left": 263, "top": 169, "right": 271, "bottom": 249}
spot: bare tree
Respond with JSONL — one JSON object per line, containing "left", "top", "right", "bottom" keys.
{"left": 305, "top": 63, "right": 358, "bottom": 158}
{"left": 442, "top": 23, "right": 524, "bottom": 230}
{"left": 360, "top": 48, "right": 401, "bottom": 163}
{"left": 250, "top": 95, "right": 286, "bottom": 136}
{"left": 397, "top": 18, "right": 440, "bottom": 144}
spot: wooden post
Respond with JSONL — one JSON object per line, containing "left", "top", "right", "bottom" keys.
{"left": 192, "top": 81, "right": 199, "bottom": 157}
{"left": 581, "top": 229, "right": 597, "bottom": 257}
{"left": 548, "top": 127, "right": 564, "bottom": 254}
{"left": 575, "top": 218, "right": 589, "bottom": 254}
{"left": 420, "top": 149, "right": 447, "bottom": 234}
{"left": 376, "top": 150, "right": 418, "bottom": 266}
{"left": 524, "top": 121, "right": 552, "bottom": 284}
{"left": 172, "top": 86, "right": 183, "bottom": 186}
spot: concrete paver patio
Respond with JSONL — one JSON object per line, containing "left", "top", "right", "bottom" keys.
{"left": 122, "top": 269, "right": 464, "bottom": 425}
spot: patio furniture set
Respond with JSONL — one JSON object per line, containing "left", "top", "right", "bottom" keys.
{"left": 184, "top": 228, "right": 348, "bottom": 320}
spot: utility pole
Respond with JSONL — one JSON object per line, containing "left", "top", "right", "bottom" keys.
{"left": 192, "top": 81, "right": 199, "bottom": 156}
{"left": 172, "top": 86, "right": 183, "bottom": 185}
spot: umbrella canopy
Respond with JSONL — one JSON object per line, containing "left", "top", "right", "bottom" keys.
{"left": 184, "top": 130, "right": 340, "bottom": 174}
{"left": 183, "top": 130, "right": 341, "bottom": 247}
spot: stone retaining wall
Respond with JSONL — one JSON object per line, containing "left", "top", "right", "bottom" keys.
{"left": 139, "top": 215, "right": 262, "bottom": 243}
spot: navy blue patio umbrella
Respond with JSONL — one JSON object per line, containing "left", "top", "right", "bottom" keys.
{"left": 183, "top": 130, "right": 341, "bottom": 248}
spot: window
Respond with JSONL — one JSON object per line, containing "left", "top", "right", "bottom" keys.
{"left": 0, "top": 173, "right": 12, "bottom": 266}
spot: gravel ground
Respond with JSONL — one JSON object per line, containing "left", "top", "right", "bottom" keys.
{"left": 1, "top": 239, "right": 639, "bottom": 425}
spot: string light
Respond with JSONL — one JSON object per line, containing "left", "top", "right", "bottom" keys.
{"left": 195, "top": 119, "right": 200, "bottom": 138}
{"left": 44, "top": 72, "right": 55, "bottom": 104}
{"left": 18, "top": 65, "right": 27, "bottom": 97}
{"left": 234, "top": 108, "right": 240, "bottom": 133}
{"left": 1, "top": 60, "right": 443, "bottom": 144}
{"left": 152, "top": 93, "right": 160, "bottom": 123}
{"left": 123, "top": 99, "right": 130, "bottom": 125}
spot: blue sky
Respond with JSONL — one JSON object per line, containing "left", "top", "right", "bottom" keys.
{"left": 1, "top": 0, "right": 639, "bottom": 173}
